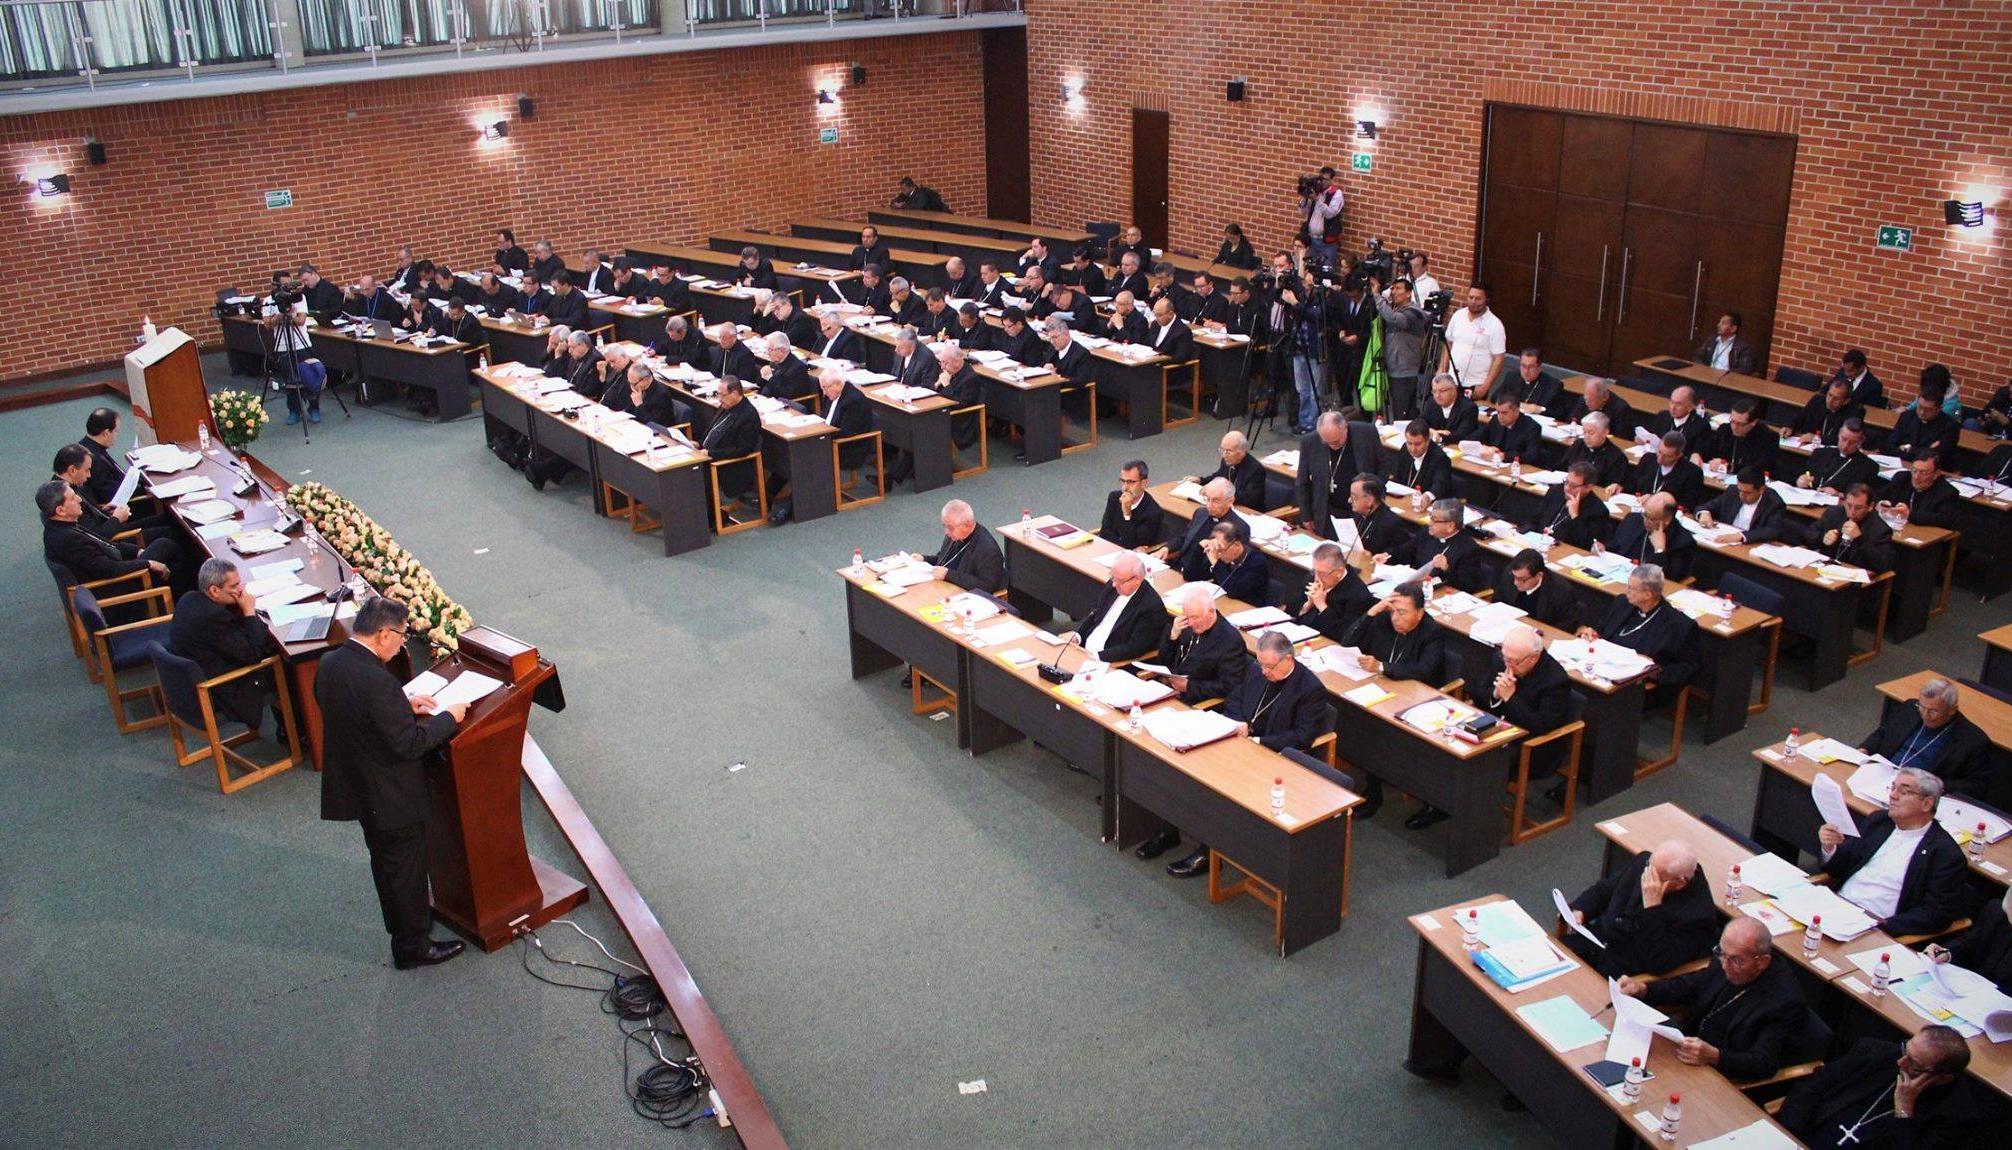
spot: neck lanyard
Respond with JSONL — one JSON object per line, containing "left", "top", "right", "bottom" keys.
{"left": 1387, "top": 624, "right": 1411, "bottom": 668}
{"left": 940, "top": 539, "right": 969, "bottom": 569}
{"left": 1836, "top": 1083, "right": 1895, "bottom": 1145}
{"left": 1822, "top": 455, "right": 1855, "bottom": 487}
{"left": 1697, "top": 983, "right": 1752, "bottom": 1028}
{"left": 1249, "top": 681, "right": 1283, "bottom": 729}
{"left": 1897, "top": 722, "right": 1949, "bottom": 768}
{"left": 1619, "top": 606, "right": 1660, "bottom": 638}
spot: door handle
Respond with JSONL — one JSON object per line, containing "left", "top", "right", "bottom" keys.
{"left": 1531, "top": 232, "right": 1544, "bottom": 307}
{"left": 1616, "top": 248, "right": 1632, "bottom": 323}
{"left": 1688, "top": 259, "right": 1704, "bottom": 341}
{"left": 1595, "top": 245, "right": 1610, "bottom": 323}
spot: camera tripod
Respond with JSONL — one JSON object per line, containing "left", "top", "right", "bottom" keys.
{"left": 261, "top": 318, "right": 350, "bottom": 445}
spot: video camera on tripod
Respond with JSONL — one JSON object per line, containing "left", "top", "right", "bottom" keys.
{"left": 1420, "top": 289, "right": 1454, "bottom": 322}
{"left": 1358, "top": 238, "right": 1416, "bottom": 287}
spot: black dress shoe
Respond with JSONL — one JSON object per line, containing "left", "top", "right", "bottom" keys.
{"left": 900, "top": 671, "right": 914, "bottom": 689}
{"left": 1134, "top": 827, "right": 1180, "bottom": 860}
{"left": 1357, "top": 793, "right": 1383, "bottom": 821}
{"left": 393, "top": 938, "right": 465, "bottom": 970}
{"left": 1167, "top": 847, "right": 1210, "bottom": 878}
{"left": 1404, "top": 805, "right": 1451, "bottom": 831}
{"left": 1544, "top": 778, "right": 1569, "bottom": 806}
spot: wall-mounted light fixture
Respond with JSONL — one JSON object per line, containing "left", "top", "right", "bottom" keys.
{"left": 1357, "top": 120, "right": 1379, "bottom": 140}
{"left": 1944, "top": 199, "right": 1985, "bottom": 227}
{"left": 1226, "top": 78, "right": 1246, "bottom": 103}
{"left": 1061, "top": 79, "right": 1085, "bottom": 104}
{"left": 817, "top": 88, "right": 837, "bottom": 105}
{"left": 36, "top": 174, "right": 70, "bottom": 196}
{"left": 483, "top": 120, "right": 510, "bottom": 141}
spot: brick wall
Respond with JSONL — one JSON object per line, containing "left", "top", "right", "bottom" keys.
{"left": 1024, "top": 1, "right": 2011, "bottom": 404}
{"left": 0, "top": 31, "right": 987, "bottom": 385}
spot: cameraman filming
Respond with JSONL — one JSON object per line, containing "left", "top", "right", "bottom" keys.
{"left": 1264, "top": 251, "right": 1328, "bottom": 434}
{"left": 1371, "top": 274, "right": 1430, "bottom": 421}
{"left": 263, "top": 298, "right": 326, "bottom": 425}
{"left": 1299, "top": 167, "right": 1345, "bottom": 268}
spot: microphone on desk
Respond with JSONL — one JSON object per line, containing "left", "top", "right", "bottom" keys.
{"left": 1038, "top": 632, "right": 1081, "bottom": 684}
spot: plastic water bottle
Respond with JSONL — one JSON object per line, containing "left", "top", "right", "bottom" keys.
{"left": 1510, "top": 456, "right": 1523, "bottom": 481}
{"left": 595, "top": 330, "right": 606, "bottom": 348}
{"left": 1022, "top": 508, "right": 1032, "bottom": 529}
{"left": 141, "top": 314, "right": 157, "bottom": 340}
{"left": 1803, "top": 914, "right": 1822, "bottom": 959}
{"left": 1270, "top": 777, "right": 1286, "bottom": 819}
{"left": 197, "top": 422, "right": 211, "bottom": 453}
{"left": 304, "top": 532, "right": 320, "bottom": 562}
{"left": 1871, "top": 952, "right": 1891, "bottom": 998}
{"left": 1461, "top": 909, "right": 1482, "bottom": 952}
{"left": 477, "top": 349, "right": 490, "bottom": 370}
{"left": 1725, "top": 864, "right": 1743, "bottom": 904}
{"left": 1128, "top": 704, "right": 1143, "bottom": 733}
{"left": 1972, "top": 822, "right": 1987, "bottom": 862}
{"left": 1658, "top": 1094, "right": 1681, "bottom": 1142}
{"left": 959, "top": 603, "right": 976, "bottom": 637}
{"left": 1622, "top": 1057, "right": 1645, "bottom": 1101}
{"left": 850, "top": 548, "right": 864, "bottom": 576}
{"left": 1413, "top": 489, "right": 1426, "bottom": 512}
{"left": 1784, "top": 727, "right": 1801, "bottom": 758}
{"left": 1717, "top": 593, "right": 1734, "bottom": 621}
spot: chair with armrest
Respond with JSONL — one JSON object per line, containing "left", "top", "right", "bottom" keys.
{"left": 48, "top": 558, "right": 153, "bottom": 671}
{"left": 950, "top": 402, "right": 988, "bottom": 480}
{"left": 1636, "top": 684, "right": 1696, "bottom": 779}
{"left": 72, "top": 584, "right": 172, "bottom": 733}
{"left": 1774, "top": 366, "right": 1824, "bottom": 393}
{"left": 1504, "top": 689, "right": 1587, "bottom": 844}
{"left": 1734, "top": 1009, "right": 1833, "bottom": 1103}
{"left": 1162, "top": 359, "right": 1202, "bottom": 429}
{"left": 1715, "top": 572, "right": 1784, "bottom": 716}
{"left": 705, "top": 449, "right": 767, "bottom": 535}
{"left": 146, "top": 642, "right": 300, "bottom": 794}
{"left": 600, "top": 423, "right": 693, "bottom": 534}
{"left": 1059, "top": 378, "right": 1098, "bottom": 456}
{"left": 832, "top": 423, "right": 886, "bottom": 510}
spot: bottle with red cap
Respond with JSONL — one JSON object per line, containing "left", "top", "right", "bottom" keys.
{"left": 1658, "top": 1094, "right": 1681, "bottom": 1141}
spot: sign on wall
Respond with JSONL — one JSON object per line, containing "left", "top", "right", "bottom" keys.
{"left": 1350, "top": 153, "right": 1372, "bottom": 173}
{"left": 1874, "top": 224, "right": 1912, "bottom": 252}
{"left": 264, "top": 189, "right": 294, "bottom": 210}
{"left": 818, "top": 128, "right": 839, "bottom": 145}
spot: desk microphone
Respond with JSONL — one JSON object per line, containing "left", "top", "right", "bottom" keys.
{"left": 1038, "top": 632, "right": 1080, "bottom": 684}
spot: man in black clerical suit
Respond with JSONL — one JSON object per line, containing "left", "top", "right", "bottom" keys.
{"left": 753, "top": 333, "right": 812, "bottom": 403}
{"left": 763, "top": 295, "right": 819, "bottom": 350}
{"left": 51, "top": 444, "right": 172, "bottom": 546}
{"left": 77, "top": 407, "right": 128, "bottom": 506}
{"left": 1563, "top": 377, "right": 1634, "bottom": 439}
{"left": 1626, "top": 432, "right": 1707, "bottom": 510}
{"left": 734, "top": 246, "right": 777, "bottom": 291}
{"left": 341, "top": 274, "right": 399, "bottom": 324}
{"left": 815, "top": 368, "right": 876, "bottom": 472}
{"left": 1694, "top": 398, "right": 1779, "bottom": 476}
{"left": 653, "top": 315, "right": 708, "bottom": 368}
{"left": 1385, "top": 420, "right": 1454, "bottom": 497}
{"left": 855, "top": 264, "right": 892, "bottom": 314}
{"left": 1494, "top": 549, "right": 1581, "bottom": 634}
{"left": 563, "top": 331, "right": 604, "bottom": 398}
{"left": 1131, "top": 587, "right": 1252, "bottom": 863}
{"left": 526, "top": 239, "right": 565, "bottom": 285}
{"left": 970, "top": 261, "right": 1010, "bottom": 308}
{"left": 1167, "top": 478, "right": 1248, "bottom": 582}
{"left": 1886, "top": 382, "right": 1961, "bottom": 471}
{"left": 890, "top": 177, "right": 948, "bottom": 213}
{"left": 1108, "top": 251, "right": 1150, "bottom": 301}
{"left": 1563, "top": 411, "right": 1631, "bottom": 492}
{"left": 917, "top": 289, "right": 959, "bottom": 340}
{"left": 1858, "top": 677, "right": 1996, "bottom": 806}
{"left": 888, "top": 327, "right": 939, "bottom": 391}
{"left": 1578, "top": 564, "right": 1701, "bottom": 700}
{"left": 1477, "top": 392, "right": 1542, "bottom": 466}
{"left": 1501, "top": 348, "right": 1564, "bottom": 412}
{"left": 168, "top": 558, "right": 276, "bottom": 731}
{"left": 1016, "top": 236, "right": 1059, "bottom": 284}
{"left": 1183, "top": 272, "right": 1231, "bottom": 327}
{"left": 710, "top": 323, "right": 762, "bottom": 382}
{"left": 935, "top": 256, "right": 976, "bottom": 300}
{"left": 605, "top": 259, "right": 648, "bottom": 301}
{"left": 542, "top": 276, "right": 589, "bottom": 330}
{"left": 1930, "top": 890, "right": 2012, "bottom": 995}
{"left": 1790, "top": 377, "right": 1863, "bottom": 446}
{"left": 1608, "top": 492, "right": 1695, "bottom": 580}
{"left": 1778, "top": 1028, "right": 1981, "bottom": 1149}
{"left": 693, "top": 377, "right": 762, "bottom": 509}
{"left": 38, "top": 481, "right": 174, "bottom": 587}
{"left": 1802, "top": 483, "right": 1893, "bottom": 572}
{"left": 1564, "top": 839, "right": 1718, "bottom": 977}
{"left": 1203, "top": 520, "right": 1267, "bottom": 605}
{"left": 1145, "top": 298, "right": 1194, "bottom": 362}
{"left": 922, "top": 499, "right": 1005, "bottom": 592}
{"left": 1343, "top": 582, "right": 1448, "bottom": 686}
{"left": 1099, "top": 460, "right": 1166, "bottom": 551}
{"left": 952, "top": 304, "right": 993, "bottom": 352}
{"left": 1058, "top": 551, "right": 1164, "bottom": 664}
{"left": 1696, "top": 467, "right": 1789, "bottom": 544}
{"left": 933, "top": 343, "right": 983, "bottom": 449}
{"left": 1295, "top": 413, "right": 1382, "bottom": 540}
{"left": 1040, "top": 321, "right": 1092, "bottom": 383}
{"left": 994, "top": 308, "right": 1043, "bottom": 366}
{"left": 1343, "top": 473, "right": 1411, "bottom": 557}
{"left": 1191, "top": 429, "right": 1266, "bottom": 510}
{"left": 603, "top": 361, "right": 689, "bottom": 428}
{"left": 575, "top": 248, "right": 615, "bottom": 295}
{"left": 1419, "top": 374, "right": 1479, "bottom": 443}
{"left": 430, "top": 298, "right": 483, "bottom": 346}
{"left": 1875, "top": 457, "right": 1961, "bottom": 531}
{"left": 1641, "top": 385, "right": 1711, "bottom": 451}
{"left": 883, "top": 278, "right": 927, "bottom": 329}
{"left": 1390, "top": 497, "right": 1487, "bottom": 592}
{"left": 317, "top": 596, "right": 468, "bottom": 969}
{"left": 1797, "top": 419, "right": 1879, "bottom": 494}
{"left": 643, "top": 265, "right": 692, "bottom": 311}
{"left": 850, "top": 226, "right": 892, "bottom": 274}
{"left": 1528, "top": 461, "right": 1612, "bottom": 550}
{"left": 812, "top": 312, "right": 864, "bottom": 364}
{"left": 1101, "top": 291, "right": 1146, "bottom": 344}
{"left": 297, "top": 264, "right": 344, "bottom": 323}
{"left": 473, "top": 271, "right": 522, "bottom": 315}
{"left": 1297, "top": 541, "right": 1374, "bottom": 642}
{"left": 1817, "top": 769, "right": 1969, "bottom": 938}
{"left": 494, "top": 230, "right": 528, "bottom": 272}
{"left": 1833, "top": 349, "right": 1887, "bottom": 409}
{"left": 1616, "top": 917, "right": 1816, "bottom": 1082}
{"left": 1057, "top": 248, "right": 1106, "bottom": 297}
{"left": 400, "top": 292, "right": 439, "bottom": 338}
{"left": 1474, "top": 624, "right": 1578, "bottom": 788}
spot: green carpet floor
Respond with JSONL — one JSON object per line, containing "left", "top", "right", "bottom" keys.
{"left": 2, "top": 368, "right": 2000, "bottom": 1148}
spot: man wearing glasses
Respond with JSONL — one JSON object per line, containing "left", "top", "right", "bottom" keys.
{"left": 317, "top": 596, "right": 470, "bottom": 970}
{"left": 1778, "top": 1025, "right": 1980, "bottom": 1147}
{"left": 1856, "top": 678, "right": 1996, "bottom": 805}
{"left": 1615, "top": 917, "right": 1814, "bottom": 1080}
{"left": 1818, "top": 767, "right": 1968, "bottom": 938}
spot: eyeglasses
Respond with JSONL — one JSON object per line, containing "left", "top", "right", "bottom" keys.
{"left": 1711, "top": 944, "right": 1763, "bottom": 965}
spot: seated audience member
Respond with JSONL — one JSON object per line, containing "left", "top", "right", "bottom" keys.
{"left": 1388, "top": 497, "right": 1486, "bottom": 592}
{"left": 932, "top": 343, "right": 983, "bottom": 450}
{"left": 734, "top": 246, "right": 777, "bottom": 290}
{"left": 1040, "top": 319, "right": 1093, "bottom": 383}
{"left": 1695, "top": 397, "right": 1780, "bottom": 475}
{"left": 1642, "top": 385, "right": 1710, "bottom": 450}
{"left": 1167, "top": 478, "right": 1248, "bottom": 582}
{"left": 1501, "top": 348, "right": 1563, "bottom": 411}
{"left": 473, "top": 270, "right": 523, "bottom": 314}
{"left": 1201, "top": 519, "right": 1267, "bottom": 605}
{"left": 1476, "top": 624, "right": 1577, "bottom": 779}
{"left": 1696, "top": 466, "right": 1789, "bottom": 544}
{"left": 814, "top": 367, "right": 875, "bottom": 474}
{"left": 697, "top": 376, "right": 762, "bottom": 485}
{"left": 388, "top": 245, "right": 421, "bottom": 293}
{"left": 1384, "top": 419, "right": 1454, "bottom": 498}
{"left": 1421, "top": 374, "right": 1479, "bottom": 443}
{"left": 1057, "top": 552, "right": 1164, "bottom": 663}
{"left": 1928, "top": 887, "right": 2012, "bottom": 994}
{"left": 1215, "top": 222, "right": 1259, "bottom": 269}
{"left": 1099, "top": 459, "right": 1166, "bottom": 551}
{"left": 1296, "top": 413, "right": 1382, "bottom": 540}
{"left": 527, "top": 238, "right": 565, "bottom": 285}
{"left": 399, "top": 290, "right": 439, "bottom": 337}
{"left": 1693, "top": 310, "right": 1756, "bottom": 374}
{"left": 883, "top": 276, "right": 926, "bottom": 328}
{"left": 50, "top": 444, "right": 170, "bottom": 544}
{"left": 1576, "top": 565, "right": 1701, "bottom": 700}
{"left": 1297, "top": 541, "right": 1374, "bottom": 642}
{"left": 1858, "top": 678, "right": 1996, "bottom": 806}
{"left": 855, "top": 263, "right": 892, "bottom": 314}
{"left": 653, "top": 314, "right": 708, "bottom": 367}
{"left": 849, "top": 226, "right": 891, "bottom": 274}
{"left": 1057, "top": 247, "right": 1106, "bottom": 297}
{"left": 1818, "top": 767, "right": 1968, "bottom": 937}
{"left": 575, "top": 248, "right": 614, "bottom": 295}
{"left": 1606, "top": 492, "right": 1695, "bottom": 580}
{"left": 168, "top": 558, "right": 278, "bottom": 732}
{"left": 493, "top": 229, "right": 528, "bottom": 272}
{"left": 605, "top": 258, "right": 647, "bottom": 300}
{"left": 542, "top": 275, "right": 589, "bottom": 330}
{"left": 754, "top": 333, "right": 812, "bottom": 402}
{"left": 766, "top": 293, "right": 820, "bottom": 350}
{"left": 1528, "top": 461, "right": 1611, "bottom": 550}
{"left": 1184, "top": 271, "right": 1231, "bottom": 327}
{"left": 1108, "top": 251, "right": 1149, "bottom": 300}
{"left": 1887, "top": 373, "right": 1962, "bottom": 471}
{"left": 425, "top": 264, "right": 469, "bottom": 305}
{"left": 1626, "top": 432, "right": 1707, "bottom": 510}
{"left": 1564, "top": 376, "right": 1635, "bottom": 438}
{"left": 1777, "top": 1026, "right": 1981, "bottom": 1148}
{"left": 1131, "top": 588, "right": 1250, "bottom": 865}
{"left": 1343, "top": 582, "right": 1448, "bottom": 685}
{"left": 1476, "top": 392, "right": 1541, "bottom": 465}
{"left": 341, "top": 274, "right": 399, "bottom": 323}
{"left": 537, "top": 325, "right": 573, "bottom": 378}
{"left": 1973, "top": 378, "right": 2011, "bottom": 439}
{"left": 38, "top": 480, "right": 173, "bottom": 587}
{"left": 1803, "top": 482, "right": 1893, "bottom": 572}
{"left": 1876, "top": 456, "right": 1961, "bottom": 530}
{"left": 1564, "top": 838, "right": 1718, "bottom": 977}
{"left": 1494, "top": 548, "right": 1580, "bottom": 633}
{"left": 296, "top": 263, "right": 344, "bottom": 321}
{"left": 969, "top": 260, "right": 1009, "bottom": 308}
{"left": 1614, "top": 917, "right": 1815, "bottom": 1081}
{"left": 1798, "top": 418, "right": 1879, "bottom": 493}
{"left": 1562, "top": 411, "right": 1630, "bottom": 493}
{"left": 917, "top": 288, "right": 958, "bottom": 340}
{"left": 921, "top": 499, "right": 1004, "bottom": 592}
{"left": 890, "top": 176, "right": 948, "bottom": 212}
{"left": 76, "top": 407, "right": 129, "bottom": 506}
{"left": 602, "top": 361, "right": 690, "bottom": 428}
{"left": 563, "top": 330, "right": 603, "bottom": 397}
{"left": 643, "top": 264, "right": 692, "bottom": 311}
{"left": 1790, "top": 377, "right": 1864, "bottom": 446}
{"left": 1343, "top": 473, "right": 1410, "bottom": 556}
{"left": 1189, "top": 429, "right": 1265, "bottom": 510}
{"left": 1833, "top": 347, "right": 1886, "bottom": 409}
{"left": 1146, "top": 297, "right": 1194, "bottom": 362}
{"left": 711, "top": 322, "right": 762, "bottom": 383}
{"left": 431, "top": 298, "right": 483, "bottom": 345}
{"left": 951, "top": 303, "right": 992, "bottom": 351}
{"left": 811, "top": 311, "right": 865, "bottom": 364}
{"left": 1109, "top": 224, "right": 1152, "bottom": 271}
{"left": 995, "top": 307, "right": 1044, "bottom": 366}
{"left": 1103, "top": 290, "right": 1147, "bottom": 344}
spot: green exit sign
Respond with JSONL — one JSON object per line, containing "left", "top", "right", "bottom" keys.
{"left": 1350, "top": 152, "right": 1372, "bottom": 173}
{"left": 1875, "top": 224, "right": 1912, "bottom": 251}
{"left": 818, "top": 127, "right": 838, "bottom": 145}
{"left": 263, "top": 189, "right": 293, "bottom": 210}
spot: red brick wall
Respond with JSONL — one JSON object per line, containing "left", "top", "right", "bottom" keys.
{"left": 1025, "top": 1, "right": 2011, "bottom": 404}
{"left": 0, "top": 31, "right": 987, "bottom": 385}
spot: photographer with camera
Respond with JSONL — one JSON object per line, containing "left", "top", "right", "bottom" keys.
{"left": 262, "top": 297, "right": 326, "bottom": 425}
{"left": 1298, "top": 167, "right": 1345, "bottom": 268}
{"left": 1371, "top": 274, "right": 1430, "bottom": 421}
{"left": 1261, "top": 250, "right": 1328, "bottom": 434}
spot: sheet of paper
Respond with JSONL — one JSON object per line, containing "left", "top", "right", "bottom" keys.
{"left": 1845, "top": 945, "right": 1928, "bottom": 981}
{"left": 1555, "top": 888, "right": 1605, "bottom": 948}
{"left": 403, "top": 670, "right": 448, "bottom": 698}
{"left": 1513, "top": 995, "right": 1608, "bottom": 1054}
{"left": 1736, "top": 851, "right": 1812, "bottom": 897}
{"left": 1329, "top": 516, "right": 1360, "bottom": 553}
{"left": 1812, "top": 772, "right": 1859, "bottom": 836}
{"left": 1342, "top": 683, "right": 1392, "bottom": 707}
{"left": 1687, "top": 1120, "right": 1801, "bottom": 1150}
{"left": 1605, "top": 1018, "right": 1652, "bottom": 1068}
{"left": 253, "top": 583, "right": 322, "bottom": 612}
{"left": 107, "top": 464, "right": 144, "bottom": 510}
{"left": 1473, "top": 900, "right": 1544, "bottom": 947}
{"left": 433, "top": 670, "right": 506, "bottom": 709}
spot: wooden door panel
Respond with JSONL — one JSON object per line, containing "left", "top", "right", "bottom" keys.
{"left": 1487, "top": 107, "right": 1564, "bottom": 190}
{"left": 1698, "top": 222, "right": 1785, "bottom": 317}
{"left": 1131, "top": 109, "right": 1170, "bottom": 250}
{"left": 1481, "top": 183, "right": 1556, "bottom": 269}
{"left": 1551, "top": 196, "right": 1625, "bottom": 280}
{"left": 1699, "top": 132, "right": 1797, "bottom": 225}
{"left": 1481, "top": 258, "right": 1540, "bottom": 353}
{"left": 1542, "top": 272, "right": 1613, "bottom": 375}
{"left": 1627, "top": 123, "right": 1706, "bottom": 212}
{"left": 1558, "top": 115, "right": 1633, "bottom": 202}
{"left": 1622, "top": 205, "right": 1700, "bottom": 299}
{"left": 1610, "top": 287, "right": 1694, "bottom": 374}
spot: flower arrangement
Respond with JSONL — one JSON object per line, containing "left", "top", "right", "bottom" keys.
{"left": 209, "top": 389, "right": 268, "bottom": 449}
{"left": 283, "top": 481, "right": 475, "bottom": 652}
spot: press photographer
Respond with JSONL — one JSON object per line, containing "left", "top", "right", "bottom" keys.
{"left": 1370, "top": 272, "right": 1429, "bottom": 421}
{"left": 1298, "top": 166, "right": 1345, "bottom": 267}
{"left": 1261, "top": 250, "right": 1330, "bottom": 433}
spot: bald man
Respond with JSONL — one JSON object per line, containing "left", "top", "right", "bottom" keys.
{"left": 1618, "top": 916, "right": 1814, "bottom": 1081}
{"left": 1189, "top": 429, "right": 1266, "bottom": 510}
{"left": 1104, "top": 290, "right": 1148, "bottom": 344}
{"left": 1059, "top": 551, "right": 1164, "bottom": 663}
{"left": 1564, "top": 838, "right": 1719, "bottom": 977}
{"left": 1605, "top": 491, "right": 1695, "bottom": 580}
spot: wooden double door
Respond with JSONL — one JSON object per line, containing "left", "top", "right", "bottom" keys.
{"left": 1478, "top": 106, "right": 1797, "bottom": 378}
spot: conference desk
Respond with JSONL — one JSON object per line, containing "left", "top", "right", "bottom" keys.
{"left": 1604, "top": 802, "right": 2012, "bottom": 1103}
{"left": 708, "top": 228, "right": 941, "bottom": 292}
{"left": 995, "top": 512, "right": 1527, "bottom": 877}
{"left": 866, "top": 207, "right": 1091, "bottom": 250}
{"left": 1983, "top": 624, "right": 2012, "bottom": 693}
{"left": 839, "top": 564, "right": 1359, "bottom": 955}
{"left": 1406, "top": 891, "right": 1793, "bottom": 1148}
{"left": 218, "top": 315, "right": 479, "bottom": 420}
{"left": 473, "top": 365, "right": 713, "bottom": 556}
{"left": 1193, "top": 327, "right": 1259, "bottom": 420}
{"left": 478, "top": 312, "right": 617, "bottom": 368}
{"left": 791, "top": 216, "right": 1025, "bottom": 275}
{"left": 618, "top": 241, "right": 808, "bottom": 324}
{"left": 588, "top": 296, "right": 683, "bottom": 346}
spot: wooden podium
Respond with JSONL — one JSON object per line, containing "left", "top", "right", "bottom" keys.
{"left": 124, "top": 328, "right": 213, "bottom": 443}
{"left": 421, "top": 627, "right": 587, "bottom": 951}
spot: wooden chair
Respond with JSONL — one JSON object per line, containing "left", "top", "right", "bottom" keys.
{"left": 1733, "top": 1011, "right": 1832, "bottom": 1105}
{"left": 48, "top": 559, "right": 152, "bottom": 673}
{"left": 950, "top": 402, "right": 988, "bottom": 479}
{"left": 1505, "top": 691, "right": 1587, "bottom": 845}
{"left": 706, "top": 450, "right": 767, "bottom": 535}
{"left": 72, "top": 583, "right": 172, "bottom": 733}
{"left": 599, "top": 423, "right": 693, "bottom": 534}
{"left": 1716, "top": 572, "right": 1785, "bottom": 716}
{"left": 833, "top": 430, "right": 886, "bottom": 511}
{"left": 146, "top": 643, "right": 300, "bottom": 794}
{"left": 1635, "top": 686, "right": 1695, "bottom": 779}
{"left": 1161, "top": 360, "right": 1202, "bottom": 429}
{"left": 1059, "top": 379, "right": 1098, "bottom": 455}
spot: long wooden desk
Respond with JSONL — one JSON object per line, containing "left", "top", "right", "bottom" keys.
{"left": 618, "top": 241, "right": 807, "bottom": 325}
{"left": 708, "top": 228, "right": 939, "bottom": 292}
{"left": 1406, "top": 890, "right": 1795, "bottom": 1147}
{"left": 839, "top": 564, "right": 1360, "bottom": 955}
{"left": 219, "top": 314, "right": 479, "bottom": 420}
{"left": 479, "top": 312, "right": 617, "bottom": 368}
{"left": 1983, "top": 624, "right": 2012, "bottom": 693}
{"left": 867, "top": 207, "right": 1092, "bottom": 250}
{"left": 996, "top": 511, "right": 1528, "bottom": 876}
{"left": 790, "top": 216, "right": 1025, "bottom": 272}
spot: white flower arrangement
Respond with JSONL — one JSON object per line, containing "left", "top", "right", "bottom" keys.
{"left": 283, "top": 481, "right": 475, "bottom": 651}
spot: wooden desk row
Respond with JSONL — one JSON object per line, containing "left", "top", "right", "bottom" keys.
{"left": 218, "top": 314, "right": 480, "bottom": 420}
{"left": 839, "top": 565, "right": 1361, "bottom": 956}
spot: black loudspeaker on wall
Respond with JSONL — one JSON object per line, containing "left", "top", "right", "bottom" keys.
{"left": 851, "top": 64, "right": 867, "bottom": 87}
{"left": 1226, "top": 79, "right": 1246, "bottom": 102}
{"left": 517, "top": 95, "right": 536, "bottom": 119}
{"left": 86, "top": 139, "right": 107, "bottom": 165}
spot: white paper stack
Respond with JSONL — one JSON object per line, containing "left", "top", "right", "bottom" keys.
{"left": 180, "top": 499, "right": 238, "bottom": 525}
{"left": 1139, "top": 707, "right": 1241, "bottom": 752}
{"left": 1770, "top": 882, "right": 1878, "bottom": 940}
{"left": 149, "top": 474, "right": 215, "bottom": 500}
{"left": 1227, "top": 606, "right": 1293, "bottom": 630}
{"left": 1769, "top": 481, "right": 1839, "bottom": 508}
{"left": 132, "top": 443, "right": 202, "bottom": 472}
